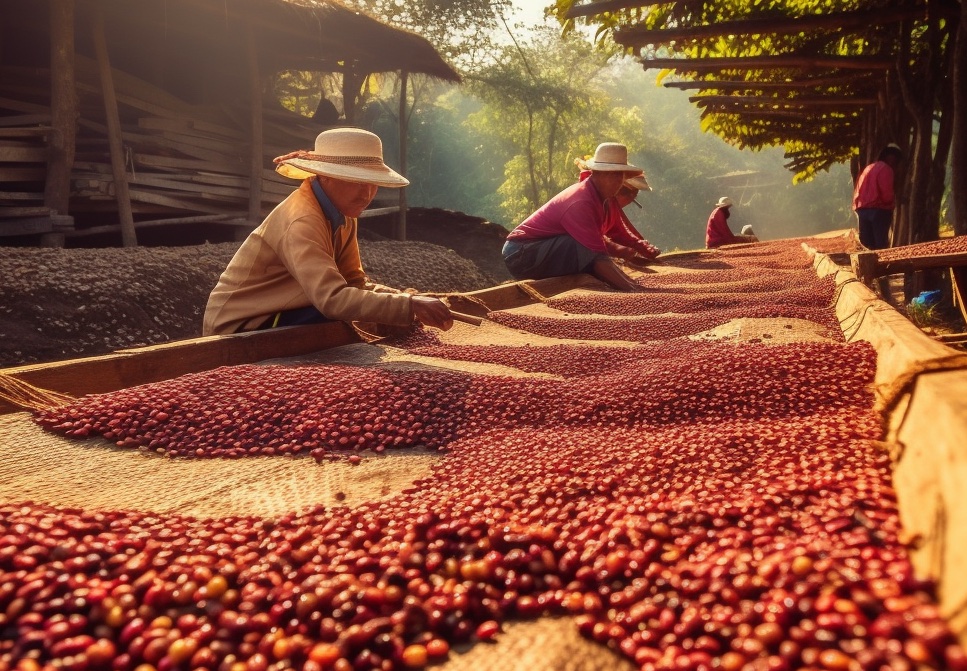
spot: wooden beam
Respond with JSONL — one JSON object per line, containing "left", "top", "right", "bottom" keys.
{"left": 640, "top": 56, "right": 894, "bottom": 71}
{"left": 703, "top": 108, "right": 861, "bottom": 121}
{"left": 617, "top": 5, "right": 948, "bottom": 47}
{"left": 62, "top": 214, "right": 248, "bottom": 239}
{"left": 566, "top": 0, "right": 667, "bottom": 19}
{"left": 0, "top": 146, "right": 49, "bottom": 162}
{"left": 691, "top": 94, "right": 877, "bottom": 107}
{"left": 663, "top": 75, "right": 871, "bottom": 91}
{"left": 90, "top": 0, "right": 137, "bottom": 247}
{"left": 0, "top": 323, "right": 361, "bottom": 415}
{"left": 876, "top": 251, "right": 967, "bottom": 276}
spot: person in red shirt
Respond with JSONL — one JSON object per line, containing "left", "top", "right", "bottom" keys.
{"left": 579, "top": 170, "right": 660, "bottom": 263}
{"left": 502, "top": 142, "right": 649, "bottom": 292}
{"left": 705, "top": 197, "right": 758, "bottom": 249}
{"left": 852, "top": 143, "right": 903, "bottom": 250}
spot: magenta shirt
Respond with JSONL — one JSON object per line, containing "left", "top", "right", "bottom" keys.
{"left": 506, "top": 179, "right": 609, "bottom": 253}
{"left": 852, "top": 160, "right": 895, "bottom": 211}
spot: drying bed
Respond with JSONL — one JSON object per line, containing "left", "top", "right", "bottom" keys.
{"left": 3, "top": 235, "right": 966, "bottom": 671}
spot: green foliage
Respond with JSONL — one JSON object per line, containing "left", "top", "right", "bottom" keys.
{"left": 340, "top": 0, "right": 511, "bottom": 73}
{"left": 287, "top": 1, "right": 855, "bottom": 250}
{"left": 463, "top": 27, "right": 642, "bottom": 224}
{"left": 555, "top": 0, "right": 950, "bottom": 183}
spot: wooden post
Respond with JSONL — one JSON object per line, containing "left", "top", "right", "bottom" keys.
{"left": 342, "top": 66, "right": 358, "bottom": 124}
{"left": 851, "top": 251, "right": 879, "bottom": 286}
{"left": 90, "top": 0, "right": 137, "bottom": 247}
{"left": 396, "top": 70, "right": 408, "bottom": 242}
{"left": 45, "top": 0, "right": 77, "bottom": 226}
{"left": 245, "top": 25, "right": 263, "bottom": 227}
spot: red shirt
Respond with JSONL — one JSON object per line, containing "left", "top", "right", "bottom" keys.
{"left": 706, "top": 206, "right": 737, "bottom": 249}
{"left": 506, "top": 179, "right": 609, "bottom": 253}
{"left": 852, "top": 160, "right": 895, "bottom": 211}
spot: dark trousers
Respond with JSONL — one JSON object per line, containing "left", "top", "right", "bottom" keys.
{"left": 502, "top": 236, "right": 602, "bottom": 280}
{"left": 856, "top": 208, "right": 892, "bottom": 250}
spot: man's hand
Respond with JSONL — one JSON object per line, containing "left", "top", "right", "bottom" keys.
{"left": 411, "top": 295, "right": 454, "bottom": 331}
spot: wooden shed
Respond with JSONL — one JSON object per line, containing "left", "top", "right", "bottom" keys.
{"left": 0, "top": 0, "right": 460, "bottom": 245}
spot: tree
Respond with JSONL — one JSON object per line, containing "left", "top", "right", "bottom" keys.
{"left": 341, "top": 0, "right": 512, "bottom": 74}
{"left": 465, "top": 27, "right": 645, "bottom": 224}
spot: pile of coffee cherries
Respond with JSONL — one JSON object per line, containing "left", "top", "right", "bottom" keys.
{"left": 9, "top": 239, "right": 965, "bottom": 671}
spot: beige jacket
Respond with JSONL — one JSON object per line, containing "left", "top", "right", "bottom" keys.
{"left": 203, "top": 179, "right": 412, "bottom": 335}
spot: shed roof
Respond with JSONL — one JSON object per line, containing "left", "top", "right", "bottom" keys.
{"left": 1, "top": 0, "right": 460, "bottom": 105}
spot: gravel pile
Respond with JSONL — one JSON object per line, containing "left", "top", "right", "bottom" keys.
{"left": 0, "top": 238, "right": 497, "bottom": 368}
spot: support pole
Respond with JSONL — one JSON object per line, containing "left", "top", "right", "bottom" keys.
{"left": 245, "top": 24, "right": 263, "bottom": 227}
{"left": 91, "top": 0, "right": 137, "bottom": 247}
{"left": 851, "top": 251, "right": 879, "bottom": 286}
{"left": 45, "top": 0, "right": 77, "bottom": 225}
{"left": 396, "top": 70, "right": 408, "bottom": 242}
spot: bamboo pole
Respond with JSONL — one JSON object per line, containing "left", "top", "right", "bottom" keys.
{"left": 246, "top": 24, "right": 263, "bottom": 226}
{"left": 90, "top": 0, "right": 137, "bottom": 247}
{"left": 396, "top": 70, "right": 408, "bottom": 242}
{"left": 45, "top": 0, "right": 76, "bottom": 223}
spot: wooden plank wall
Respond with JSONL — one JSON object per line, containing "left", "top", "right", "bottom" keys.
{"left": 0, "top": 58, "right": 323, "bottom": 235}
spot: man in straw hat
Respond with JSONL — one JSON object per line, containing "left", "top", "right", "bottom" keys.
{"left": 501, "top": 142, "right": 652, "bottom": 292}
{"left": 203, "top": 128, "right": 453, "bottom": 336}
{"left": 705, "top": 196, "right": 758, "bottom": 249}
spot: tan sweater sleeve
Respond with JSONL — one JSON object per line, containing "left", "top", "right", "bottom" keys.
{"left": 272, "top": 210, "right": 412, "bottom": 326}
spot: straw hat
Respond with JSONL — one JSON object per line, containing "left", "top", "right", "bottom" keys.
{"left": 583, "top": 143, "right": 642, "bottom": 173}
{"left": 274, "top": 128, "right": 409, "bottom": 188}
{"left": 625, "top": 175, "right": 652, "bottom": 191}
{"left": 716, "top": 196, "right": 734, "bottom": 208}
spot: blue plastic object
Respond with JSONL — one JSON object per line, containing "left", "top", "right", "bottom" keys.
{"left": 910, "top": 290, "right": 942, "bottom": 308}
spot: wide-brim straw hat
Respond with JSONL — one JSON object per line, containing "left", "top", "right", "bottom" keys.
{"left": 716, "top": 196, "right": 734, "bottom": 208}
{"left": 274, "top": 128, "right": 409, "bottom": 188}
{"left": 625, "top": 175, "right": 652, "bottom": 191}
{"left": 583, "top": 142, "right": 642, "bottom": 173}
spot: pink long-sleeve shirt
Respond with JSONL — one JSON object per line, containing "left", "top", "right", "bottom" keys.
{"left": 506, "top": 179, "right": 609, "bottom": 253}
{"left": 852, "top": 160, "right": 896, "bottom": 211}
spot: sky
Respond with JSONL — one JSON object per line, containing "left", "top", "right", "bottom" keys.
{"left": 508, "top": 0, "right": 554, "bottom": 27}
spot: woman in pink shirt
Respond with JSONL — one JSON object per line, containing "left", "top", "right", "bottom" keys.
{"left": 502, "top": 143, "right": 649, "bottom": 292}
{"left": 852, "top": 144, "right": 903, "bottom": 250}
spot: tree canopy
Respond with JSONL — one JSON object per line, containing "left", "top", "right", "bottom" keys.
{"left": 555, "top": 0, "right": 963, "bottom": 242}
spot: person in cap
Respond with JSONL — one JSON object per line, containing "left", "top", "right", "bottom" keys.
{"left": 203, "top": 128, "right": 453, "bottom": 336}
{"left": 705, "top": 196, "right": 758, "bottom": 249}
{"left": 852, "top": 143, "right": 903, "bottom": 250}
{"left": 501, "top": 142, "right": 649, "bottom": 292}
{"left": 606, "top": 172, "right": 661, "bottom": 264}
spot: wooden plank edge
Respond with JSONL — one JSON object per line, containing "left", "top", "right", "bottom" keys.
{"left": 0, "top": 276, "right": 603, "bottom": 416}
{"left": 0, "top": 322, "right": 361, "bottom": 415}
{"left": 809, "top": 244, "right": 967, "bottom": 651}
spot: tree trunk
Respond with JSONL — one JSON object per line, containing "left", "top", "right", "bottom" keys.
{"left": 952, "top": 4, "right": 967, "bottom": 236}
